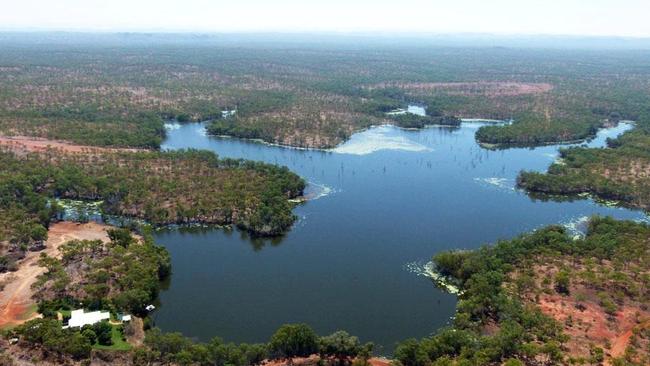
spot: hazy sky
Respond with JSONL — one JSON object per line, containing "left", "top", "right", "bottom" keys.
{"left": 2, "top": 0, "right": 649, "bottom": 37}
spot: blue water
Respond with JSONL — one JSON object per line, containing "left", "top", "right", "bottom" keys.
{"left": 153, "top": 121, "right": 646, "bottom": 354}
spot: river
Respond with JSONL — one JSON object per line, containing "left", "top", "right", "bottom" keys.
{"left": 153, "top": 120, "right": 647, "bottom": 354}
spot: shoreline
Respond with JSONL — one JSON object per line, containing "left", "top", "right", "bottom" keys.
{"left": 195, "top": 119, "right": 635, "bottom": 153}
{"left": 191, "top": 117, "right": 511, "bottom": 152}
{"left": 478, "top": 120, "right": 635, "bottom": 150}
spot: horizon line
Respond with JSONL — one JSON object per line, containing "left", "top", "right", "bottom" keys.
{"left": 2, "top": 28, "right": 650, "bottom": 40}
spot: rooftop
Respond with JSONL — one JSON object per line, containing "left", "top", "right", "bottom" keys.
{"left": 64, "top": 309, "right": 110, "bottom": 329}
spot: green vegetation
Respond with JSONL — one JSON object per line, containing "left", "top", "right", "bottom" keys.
{"left": 319, "top": 330, "right": 373, "bottom": 365}
{"left": 11, "top": 317, "right": 374, "bottom": 365}
{"left": 138, "top": 328, "right": 270, "bottom": 366}
{"left": 136, "top": 324, "right": 372, "bottom": 366}
{"left": 13, "top": 318, "right": 94, "bottom": 359}
{"left": 475, "top": 110, "right": 602, "bottom": 146}
{"left": 92, "top": 325, "right": 132, "bottom": 351}
{"left": 10, "top": 318, "right": 131, "bottom": 360}
{"left": 554, "top": 269, "right": 571, "bottom": 295}
{"left": 33, "top": 231, "right": 170, "bottom": 315}
{"left": 2, "top": 34, "right": 650, "bottom": 366}
{"left": 3, "top": 37, "right": 650, "bottom": 149}
{"left": 387, "top": 114, "right": 461, "bottom": 129}
{"left": 394, "top": 217, "right": 650, "bottom": 366}
{"left": 269, "top": 323, "right": 319, "bottom": 359}
{"left": 518, "top": 121, "right": 650, "bottom": 211}
{"left": 0, "top": 148, "right": 304, "bottom": 244}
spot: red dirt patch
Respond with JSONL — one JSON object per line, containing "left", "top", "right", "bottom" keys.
{"left": 527, "top": 262, "right": 650, "bottom": 365}
{"left": 0, "top": 222, "right": 112, "bottom": 329}
{"left": 368, "top": 81, "right": 553, "bottom": 97}
{"left": 0, "top": 135, "right": 142, "bottom": 155}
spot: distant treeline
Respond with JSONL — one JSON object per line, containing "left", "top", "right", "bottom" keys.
{"left": 3, "top": 44, "right": 650, "bottom": 149}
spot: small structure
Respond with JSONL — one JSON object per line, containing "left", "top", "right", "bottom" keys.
{"left": 120, "top": 314, "right": 132, "bottom": 322}
{"left": 221, "top": 109, "right": 236, "bottom": 118}
{"left": 145, "top": 304, "right": 156, "bottom": 312}
{"left": 64, "top": 309, "right": 110, "bottom": 329}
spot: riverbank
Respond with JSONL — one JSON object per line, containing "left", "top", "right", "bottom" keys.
{"left": 197, "top": 117, "right": 510, "bottom": 153}
{"left": 0, "top": 139, "right": 305, "bottom": 237}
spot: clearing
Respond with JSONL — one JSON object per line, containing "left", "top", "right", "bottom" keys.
{"left": 0, "top": 135, "right": 141, "bottom": 155}
{"left": 0, "top": 222, "right": 112, "bottom": 328}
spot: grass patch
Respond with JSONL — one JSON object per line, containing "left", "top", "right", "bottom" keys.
{"left": 93, "top": 325, "right": 132, "bottom": 351}
{"left": 18, "top": 304, "right": 39, "bottom": 321}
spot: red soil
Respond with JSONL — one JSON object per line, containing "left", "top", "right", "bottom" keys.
{"left": 0, "top": 135, "right": 141, "bottom": 155}
{"left": 0, "top": 222, "right": 112, "bottom": 328}
{"left": 368, "top": 81, "right": 553, "bottom": 97}
{"left": 538, "top": 292, "right": 649, "bottom": 365}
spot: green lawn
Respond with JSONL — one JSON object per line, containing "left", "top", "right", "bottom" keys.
{"left": 92, "top": 325, "right": 132, "bottom": 351}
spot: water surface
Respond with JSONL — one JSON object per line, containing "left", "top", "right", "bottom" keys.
{"left": 154, "top": 121, "right": 646, "bottom": 354}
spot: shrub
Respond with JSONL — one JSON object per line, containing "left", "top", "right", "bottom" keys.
{"left": 269, "top": 323, "right": 319, "bottom": 359}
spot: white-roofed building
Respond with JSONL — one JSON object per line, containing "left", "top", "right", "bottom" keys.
{"left": 64, "top": 309, "right": 110, "bottom": 329}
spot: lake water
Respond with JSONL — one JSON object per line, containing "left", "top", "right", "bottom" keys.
{"left": 385, "top": 104, "right": 426, "bottom": 117}
{"left": 154, "top": 121, "right": 647, "bottom": 354}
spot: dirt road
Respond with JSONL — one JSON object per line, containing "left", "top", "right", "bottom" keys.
{"left": 0, "top": 222, "right": 111, "bottom": 328}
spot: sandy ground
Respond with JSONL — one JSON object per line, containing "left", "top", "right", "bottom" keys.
{"left": 0, "top": 135, "right": 141, "bottom": 155}
{"left": 0, "top": 222, "right": 112, "bottom": 328}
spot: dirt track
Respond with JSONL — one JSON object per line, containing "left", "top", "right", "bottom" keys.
{"left": 0, "top": 222, "right": 111, "bottom": 328}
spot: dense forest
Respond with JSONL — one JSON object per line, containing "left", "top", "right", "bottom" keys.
{"left": 3, "top": 147, "right": 304, "bottom": 236}
{"left": 0, "top": 147, "right": 304, "bottom": 275}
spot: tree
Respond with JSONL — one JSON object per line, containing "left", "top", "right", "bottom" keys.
{"left": 554, "top": 270, "right": 571, "bottom": 295}
{"left": 30, "top": 224, "right": 48, "bottom": 242}
{"left": 319, "top": 330, "right": 364, "bottom": 365}
{"left": 144, "top": 329, "right": 192, "bottom": 356}
{"left": 63, "top": 332, "right": 93, "bottom": 359}
{"left": 108, "top": 228, "right": 135, "bottom": 248}
{"left": 81, "top": 328, "right": 97, "bottom": 345}
{"left": 269, "top": 323, "right": 319, "bottom": 359}
{"left": 240, "top": 343, "right": 269, "bottom": 365}
{"left": 92, "top": 321, "right": 114, "bottom": 346}
{"left": 394, "top": 338, "right": 429, "bottom": 366}
{"left": 13, "top": 319, "right": 91, "bottom": 359}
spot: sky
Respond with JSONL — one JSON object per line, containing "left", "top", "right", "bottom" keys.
{"left": 2, "top": 0, "right": 649, "bottom": 37}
